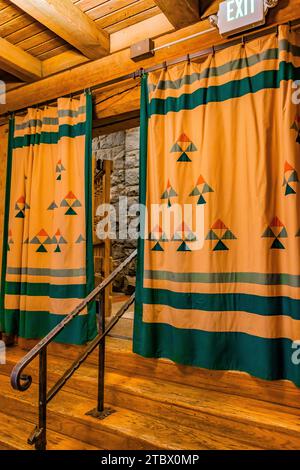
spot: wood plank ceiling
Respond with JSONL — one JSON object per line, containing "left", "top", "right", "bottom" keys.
{"left": 0, "top": 0, "right": 160, "bottom": 60}
{"left": 0, "top": 0, "right": 216, "bottom": 90}
{"left": 0, "top": 0, "right": 299, "bottom": 134}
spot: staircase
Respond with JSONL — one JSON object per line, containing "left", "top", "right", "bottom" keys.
{"left": 107, "top": 293, "right": 134, "bottom": 339}
{"left": 1, "top": 337, "right": 300, "bottom": 450}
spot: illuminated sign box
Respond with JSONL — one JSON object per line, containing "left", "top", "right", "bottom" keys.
{"left": 218, "top": 0, "right": 266, "bottom": 36}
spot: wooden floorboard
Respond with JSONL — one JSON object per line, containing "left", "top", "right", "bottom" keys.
{"left": 0, "top": 371, "right": 263, "bottom": 450}
{"left": 0, "top": 411, "right": 100, "bottom": 450}
{"left": 1, "top": 340, "right": 300, "bottom": 450}
{"left": 43, "top": 337, "right": 300, "bottom": 410}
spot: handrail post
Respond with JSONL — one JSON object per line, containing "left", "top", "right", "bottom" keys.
{"left": 97, "top": 292, "right": 105, "bottom": 412}
{"left": 38, "top": 348, "right": 47, "bottom": 450}
{"left": 86, "top": 291, "right": 115, "bottom": 420}
{"left": 11, "top": 251, "right": 137, "bottom": 441}
{"left": 28, "top": 348, "right": 47, "bottom": 450}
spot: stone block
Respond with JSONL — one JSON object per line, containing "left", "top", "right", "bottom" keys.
{"left": 125, "top": 127, "right": 140, "bottom": 152}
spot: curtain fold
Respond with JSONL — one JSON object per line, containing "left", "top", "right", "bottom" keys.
{"left": 0, "top": 124, "right": 8, "bottom": 285}
{"left": 0, "top": 92, "right": 96, "bottom": 345}
{"left": 133, "top": 26, "right": 300, "bottom": 386}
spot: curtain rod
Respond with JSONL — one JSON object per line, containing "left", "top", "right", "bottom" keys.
{"left": 3, "top": 18, "right": 300, "bottom": 119}
{"left": 152, "top": 27, "right": 216, "bottom": 52}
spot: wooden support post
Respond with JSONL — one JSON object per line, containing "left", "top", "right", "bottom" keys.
{"left": 103, "top": 160, "right": 113, "bottom": 318}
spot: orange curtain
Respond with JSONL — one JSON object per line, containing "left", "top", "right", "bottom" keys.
{"left": 134, "top": 26, "right": 300, "bottom": 386}
{"left": 0, "top": 93, "right": 96, "bottom": 344}
{"left": 0, "top": 123, "right": 8, "bottom": 284}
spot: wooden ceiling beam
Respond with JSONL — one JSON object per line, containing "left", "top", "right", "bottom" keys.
{"left": 42, "top": 14, "right": 174, "bottom": 77}
{"left": 1, "top": 0, "right": 300, "bottom": 115}
{"left": 93, "top": 111, "right": 140, "bottom": 138}
{"left": 94, "top": 81, "right": 141, "bottom": 121}
{"left": 40, "top": 13, "right": 174, "bottom": 64}
{"left": 0, "top": 37, "right": 42, "bottom": 82}
{"left": 42, "top": 50, "right": 89, "bottom": 77}
{"left": 200, "top": 0, "right": 221, "bottom": 18}
{"left": 9, "top": 0, "right": 110, "bottom": 60}
{"left": 110, "top": 13, "right": 174, "bottom": 53}
{"left": 153, "top": 0, "right": 201, "bottom": 28}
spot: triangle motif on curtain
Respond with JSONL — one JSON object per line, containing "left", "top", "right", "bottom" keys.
{"left": 206, "top": 220, "right": 237, "bottom": 251}
{"left": 160, "top": 180, "right": 178, "bottom": 208}
{"left": 170, "top": 133, "right": 198, "bottom": 162}
{"left": 283, "top": 161, "right": 298, "bottom": 196}
{"left": 60, "top": 191, "right": 82, "bottom": 216}
{"left": 189, "top": 175, "right": 214, "bottom": 205}
{"left": 15, "top": 196, "right": 30, "bottom": 218}
{"left": 262, "top": 217, "right": 287, "bottom": 249}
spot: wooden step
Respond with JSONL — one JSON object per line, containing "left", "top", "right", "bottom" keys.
{"left": 5, "top": 351, "right": 300, "bottom": 438}
{"left": 109, "top": 296, "right": 134, "bottom": 339}
{"left": 107, "top": 315, "right": 133, "bottom": 339}
{"left": 0, "top": 411, "right": 99, "bottom": 450}
{"left": 3, "top": 350, "right": 300, "bottom": 449}
{"left": 11, "top": 337, "right": 300, "bottom": 410}
{"left": 4, "top": 340, "right": 300, "bottom": 450}
{"left": 106, "top": 339, "right": 300, "bottom": 409}
{"left": 0, "top": 373, "right": 261, "bottom": 450}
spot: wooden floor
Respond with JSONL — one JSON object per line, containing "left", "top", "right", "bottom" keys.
{"left": 1, "top": 337, "right": 300, "bottom": 450}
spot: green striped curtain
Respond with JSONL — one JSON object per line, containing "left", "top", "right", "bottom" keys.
{"left": 134, "top": 26, "right": 300, "bottom": 386}
{"left": 0, "top": 93, "right": 96, "bottom": 345}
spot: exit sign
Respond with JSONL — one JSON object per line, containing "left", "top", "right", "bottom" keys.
{"left": 217, "top": 0, "right": 266, "bottom": 36}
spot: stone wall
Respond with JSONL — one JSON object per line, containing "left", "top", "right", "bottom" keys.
{"left": 93, "top": 127, "right": 140, "bottom": 292}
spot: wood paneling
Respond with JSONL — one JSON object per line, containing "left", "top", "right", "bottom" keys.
{"left": 37, "top": 45, "right": 72, "bottom": 61}
{"left": 0, "top": 4, "right": 68, "bottom": 61}
{"left": 11, "top": 30, "right": 61, "bottom": 52}
{"left": 94, "top": 80, "right": 140, "bottom": 120}
{"left": 74, "top": 0, "right": 162, "bottom": 34}
{"left": 0, "top": 5, "right": 23, "bottom": 25}
{"left": 0, "top": 123, "right": 8, "bottom": 282}
{"left": 104, "top": 6, "right": 161, "bottom": 34}
{"left": 80, "top": 0, "right": 153, "bottom": 20}
{"left": 93, "top": 0, "right": 158, "bottom": 27}
{"left": 25, "top": 37, "right": 68, "bottom": 58}
{"left": 0, "top": 0, "right": 9, "bottom": 8}
{"left": 0, "top": 0, "right": 161, "bottom": 63}
{"left": 73, "top": 0, "right": 112, "bottom": 11}
{"left": 0, "top": 1, "right": 164, "bottom": 66}
{"left": 0, "top": 15, "right": 39, "bottom": 39}
{"left": 4, "top": 23, "right": 48, "bottom": 45}
{"left": 0, "top": 36, "right": 42, "bottom": 82}
{"left": 9, "top": 0, "right": 110, "bottom": 59}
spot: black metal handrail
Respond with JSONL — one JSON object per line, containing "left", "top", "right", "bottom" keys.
{"left": 10, "top": 249, "right": 137, "bottom": 450}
